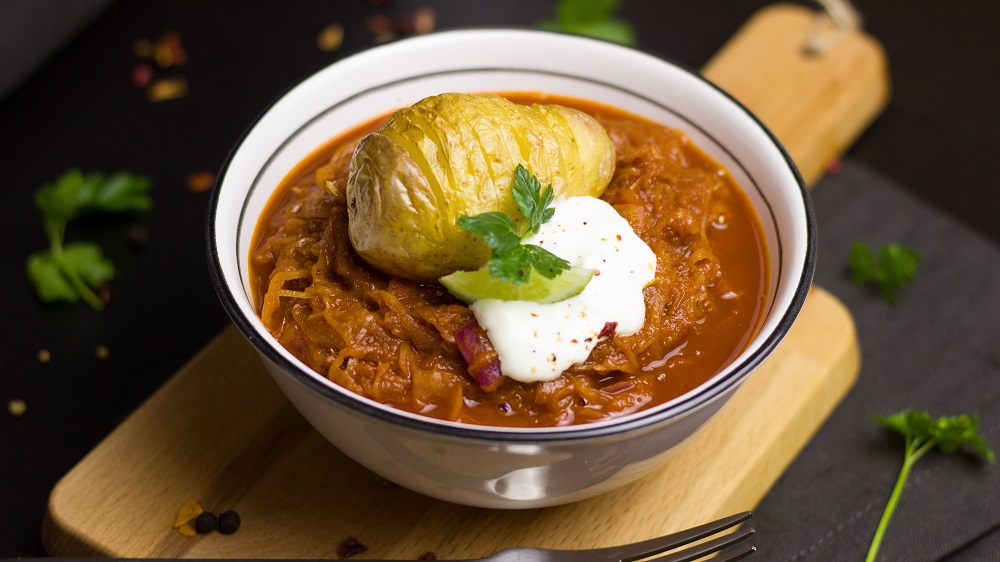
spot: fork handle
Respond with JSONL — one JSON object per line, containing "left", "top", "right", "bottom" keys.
{"left": 6, "top": 559, "right": 476, "bottom": 562}
{"left": 7, "top": 559, "right": 478, "bottom": 562}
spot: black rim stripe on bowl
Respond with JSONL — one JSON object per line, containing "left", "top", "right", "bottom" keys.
{"left": 208, "top": 30, "right": 815, "bottom": 443}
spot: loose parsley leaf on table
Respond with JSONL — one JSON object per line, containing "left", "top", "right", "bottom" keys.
{"left": 865, "top": 410, "right": 994, "bottom": 562}
{"left": 848, "top": 240, "right": 920, "bottom": 303}
{"left": 456, "top": 164, "right": 570, "bottom": 285}
{"left": 537, "top": 0, "right": 637, "bottom": 46}
{"left": 26, "top": 169, "right": 152, "bottom": 310}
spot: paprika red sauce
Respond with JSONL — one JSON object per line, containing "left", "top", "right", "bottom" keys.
{"left": 250, "top": 93, "right": 769, "bottom": 427}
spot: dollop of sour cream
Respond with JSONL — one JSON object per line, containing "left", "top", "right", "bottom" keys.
{"left": 470, "top": 196, "right": 656, "bottom": 383}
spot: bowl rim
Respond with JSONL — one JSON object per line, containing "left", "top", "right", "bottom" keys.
{"left": 207, "top": 27, "right": 816, "bottom": 443}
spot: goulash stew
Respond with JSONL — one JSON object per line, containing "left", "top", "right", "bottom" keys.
{"left": 250, "top": 93, "right": 768, "bottom": 427}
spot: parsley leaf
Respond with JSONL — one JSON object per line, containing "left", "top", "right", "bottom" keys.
{"left": 520, "top": 244, "right": 570, "bottom": 279}
{"left": 27, "top": 253, "right": 79, "bottom": 303}
{"left": 457, "top": 164, "right": 571, "bottom": 286}
{"left": 61, "top": 243, "right": 117, "bottom": 288}
{"left": 457, "top": 212, "right": 520, "bottom": 255}
{"left": 511, "top": 164, "right": 555, "bottom": 234}
{"left": 537, "top": 0, "right": 637, "bottom": 46}
{"left": 865, "top": 410, "right": 994, "bottom": 561}
{"left": 848, "top": 240, "right": 920, "bottom": 303}
{"left": 27, "top": 169, "right": 151, "bottom": 310}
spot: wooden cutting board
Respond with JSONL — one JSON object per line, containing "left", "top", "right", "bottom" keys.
{"left": 43, "top": 4, "right": 888, "bottom": 559}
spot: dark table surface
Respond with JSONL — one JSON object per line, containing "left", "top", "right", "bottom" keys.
{"left": 1, "top": 0, "right": 998, "bottom": 558}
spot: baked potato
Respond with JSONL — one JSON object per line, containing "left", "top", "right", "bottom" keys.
{"left": 346, "top": 93, "right": 615, "bottom": 281}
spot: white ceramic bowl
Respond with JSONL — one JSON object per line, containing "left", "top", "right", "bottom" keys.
{"left": 208, "top": 29, "right": 815, "bottom": 509}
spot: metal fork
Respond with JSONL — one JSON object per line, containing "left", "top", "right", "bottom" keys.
{"left": 476, "top": 511, "right": 755, "bottom": 562}
{"left": 12, "top": 512, "right": 754, "bottom": 562}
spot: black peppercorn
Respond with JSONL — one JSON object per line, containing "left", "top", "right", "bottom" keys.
{"left": 218, "top": 510, "right": 241, "bottom": 534}
{"left": 195, "top": 511, "right": 218, "bottom": 534}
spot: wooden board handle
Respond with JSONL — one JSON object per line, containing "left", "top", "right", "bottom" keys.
{"left": 702, "top": 3, "right": 890, "bottom": 186}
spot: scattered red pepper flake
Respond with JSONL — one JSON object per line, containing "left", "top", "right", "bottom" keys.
{"left": 186, "top": 171, "right": 216, "bottom": 193}
{"left": 8, "top": 399, "right": 27, "bottom": 418}
{"left": 365, "top": 7, "right": 435, "bottom": 43}
{"left": 395, "top": 6, "right": 436, "bottom": 35}
{"left": 366, "top": 14, "right": 392, "bottom": 34}
{"left": 147, "top": 76, "right": 189, "bottom": 102}
{"left": 36, "top": 349, "right": 51, "bottom": 363}
{"left": 826, "top": 158, "right": 842, "bottom": 175}
{"left": 598, "top": 321, "right": 618, "bottom": 339}
{"left": 419, "top": 552, "right": 438, "bottom": 560}
{"left": 131, "top": 63, "right": 153, "bottom": 89}
{"left": 337, "top": 536, "right": 368, "bottom": 559}
{"left": 132, "top": 31, "right": 189, "bottom": 101}
{"left": 317, "top": 22, "right": 345, "bottom": 52}
{"left": 153, "top": 30, "right": 187, "bottom": 67}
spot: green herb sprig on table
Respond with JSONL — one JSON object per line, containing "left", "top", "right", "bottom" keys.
{"left": 848, "top": 240, "right": 921, "bottom": 303}
{"left": 457, "top": 164, "right": 570, "bottom": 285}
{"left": 866, "top": 410, "right": 994, "bottom": 561}
{"left": 537, "top": 0, "right": 637, "bottom": 46}
{"left": 27, "top": 169, "right": 152, "bottom": 310}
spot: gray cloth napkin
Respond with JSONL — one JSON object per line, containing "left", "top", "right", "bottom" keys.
{"left": 0, "top": 0, "right": 113, "bottom": 100}
{"left": 756, "top": 159, "right": 1000, "bottom": 560}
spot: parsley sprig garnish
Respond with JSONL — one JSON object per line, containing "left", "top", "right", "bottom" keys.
{"left": 849, "top": 240, "right": 920, "bottom": 303}
{"left": 27, "top": 169, "right": 152, "bottom": 310}
{"left": 866, "top": 410, "right": 994, "bottom": 561}
{"left": 457, "top": 164, "right": 570, "bottom": 285}
{"left": 537, "top": 0, "right": 637, "bottom": 46}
